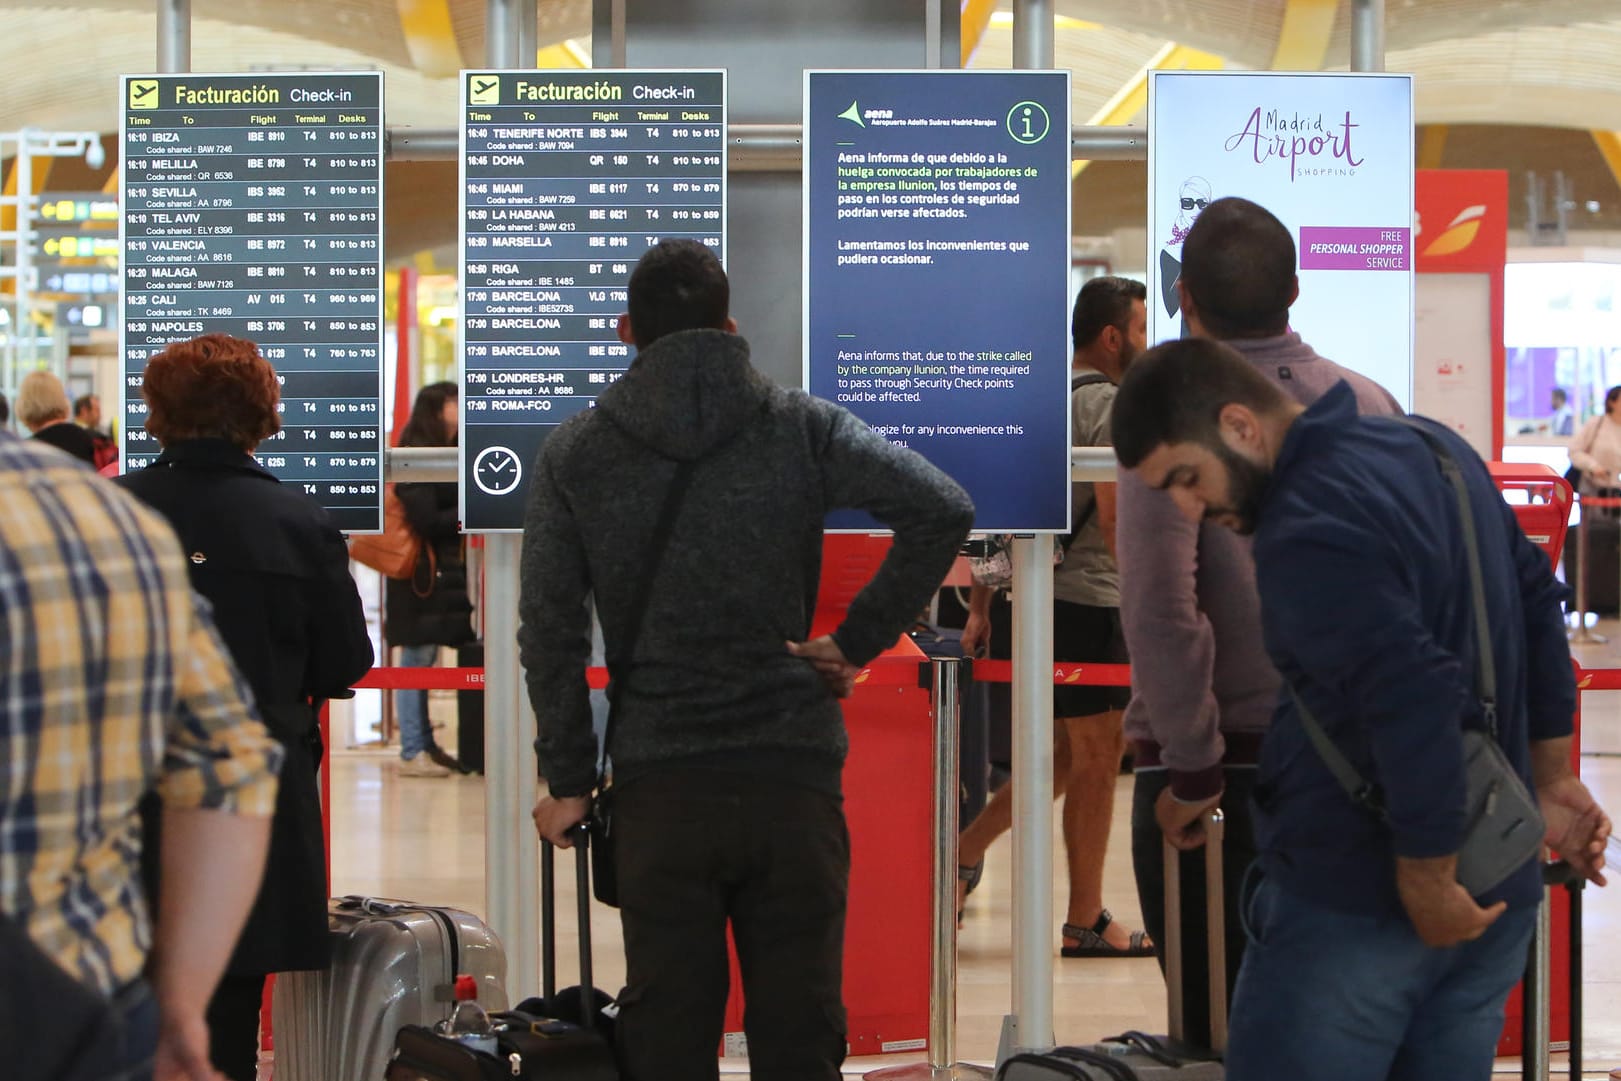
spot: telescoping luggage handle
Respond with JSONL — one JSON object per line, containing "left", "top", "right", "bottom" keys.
{"left": 1162, "top": 809, "right": 1227, "bottom": 1054}
{"left": 540, "top": 824, "right": 596, "bottom": 1005}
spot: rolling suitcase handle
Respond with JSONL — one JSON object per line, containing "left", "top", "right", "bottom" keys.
{"left": 540, "top": 824, "right": 597, "bottom": 1010}
{"left": 1162, "top": 809, "right": 1227, "bottom": 1055}
{"left": 1523, "top": 860, "right": 1584, "bottom": 1081}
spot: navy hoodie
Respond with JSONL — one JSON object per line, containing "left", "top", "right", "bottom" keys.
{"left": 517, "top": 328, "right": 973, "bottom": 798}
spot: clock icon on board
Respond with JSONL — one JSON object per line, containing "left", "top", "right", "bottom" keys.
{"left": 472, "top": 445, "right": 523, "bottom": 496}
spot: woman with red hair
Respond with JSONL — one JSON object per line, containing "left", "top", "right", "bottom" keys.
{"left": 118, "top": 332, "right": 374, "bottom": 1081}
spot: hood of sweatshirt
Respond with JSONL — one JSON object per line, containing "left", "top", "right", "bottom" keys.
{"left": 594, "top": 327, "right": 773, "bottom": 461}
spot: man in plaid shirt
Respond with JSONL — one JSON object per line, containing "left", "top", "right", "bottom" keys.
{"left": 0, "top": 432, "right": 283, "bottom": 1081}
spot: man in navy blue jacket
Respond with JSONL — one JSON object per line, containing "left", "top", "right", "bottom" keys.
{"left": 1110, "top": 338, "right": 1611, "bottom": 1081}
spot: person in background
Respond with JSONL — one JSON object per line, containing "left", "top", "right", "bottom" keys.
{"left": 956, "top": 276, "right": 1152, "bottom": 958}
{"left": 74, "top": 392, "right": 120, "bottom": 472}
{"left": 117, "top": 333, "right": 374, "bottom": 1081}
{"left": 387, "top": 382, "right": 475, "bottom": 777}
{"left": 0, "top": 431, "right": 281, "bottom": 1081}
{"left": 1111, "top": 338, "right": 1610, "bottom": 1081}
{"left": 1567, "top": 385, "right": 1621, "bottom": 495}
{"left": 1117, "top": 195, "right": 1402, "bottom": 1049}
{"left": 524, "top": 240, "right": 973, "bottom": 1080}
{"left": 17, "top": 369, "right": 98, "bottom": 465}
{"left": 1549, "top": 386, "right": 1574, "bottom": 437}
{"left": 0, "top": 390, "right": 9, "bottom": 428}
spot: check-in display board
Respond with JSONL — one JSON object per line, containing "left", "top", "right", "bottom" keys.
{"left": 459, "top": 69, "right": 727, "bottom": 532}
{"left": 120, "top": 72, "right": 386, "bottom": 532}
{"left": 804, "top": 70, "right": 1072, "bottom": 532}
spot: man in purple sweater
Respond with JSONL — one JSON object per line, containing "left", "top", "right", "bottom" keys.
{"left": 1117, "top": 196, "right": 1401, "bottom": 1047}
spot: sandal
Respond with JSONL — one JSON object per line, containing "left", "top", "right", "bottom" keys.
{"left": 1061, "top": 910, "right": 1155, "bottom": 958}
{"left": 956, "top": 860, "right": 984, "bottom": 922}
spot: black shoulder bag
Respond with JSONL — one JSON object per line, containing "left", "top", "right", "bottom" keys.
{"left": 587, "top": 457, "right": 697, "bottom": 907}
{"left": 1288, "top": 418, "right": 1544, "bottom": 897}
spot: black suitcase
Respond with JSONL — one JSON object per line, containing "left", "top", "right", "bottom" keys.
{"left": 386, "top": 827, "right": 617, "bottom": 1080}
{"left": 997, "top": 813, "right": 1228, "bottom": 1080}
{"left": 1520, "top": 860, "right": 1586, "bottom": 1081}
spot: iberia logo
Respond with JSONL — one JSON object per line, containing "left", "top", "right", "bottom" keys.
{"left": 1056, "top": 667, "right": 1087, "bottom": 684}
{"left": 854, "top": 669, "right": 872, "bottom": 685}
{"left": 1421, "top": 204, "right": 1487, "bottom": 257}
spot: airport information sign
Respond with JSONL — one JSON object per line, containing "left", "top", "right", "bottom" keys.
{"left": 120, "top": 72, "right": 386, "bottom": 531}
{"left": 804, "top": 70, "right": 1072, "bottom": 532}
{"left": 459, "top": 69, "right": 727, "bottom": 532}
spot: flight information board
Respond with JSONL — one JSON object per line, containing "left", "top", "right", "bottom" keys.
{"left": 459, "top": 69, "right": 726, "bottom": 532}
{"left": 120, "top": 72, "right": 386, "bottom": 532}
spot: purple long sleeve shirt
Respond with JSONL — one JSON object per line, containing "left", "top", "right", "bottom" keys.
{"left": 1118, "top": 332, "right": 1402, "bottom": 800}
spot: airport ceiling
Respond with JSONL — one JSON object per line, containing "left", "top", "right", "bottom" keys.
{"left": 4, "top": 0, "right": 1619, "bottom": 250}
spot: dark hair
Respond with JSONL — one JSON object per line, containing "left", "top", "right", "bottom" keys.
{"left": 1551, "top": 386, "right": 1568, "bottom": 402}
{"left": 1606, "top": 386, "right": 1621, "bottom": 410}
{"left": 399, "top": 381, "right": 458, "bottom": 447}
{"left": 73, "top": 394, "right": 98, "bottom": 418}
{"left": 626, "top": 239, "right": 729, "bottom": 348}
{"left": 1180, "top": 197, "right": 1296, "bottom": 339}
{"left": 142, "top": 334, "right": 281, "bottom": 451}
{"left": 1111, "top": 338, "right": 1292, "bottom": 469}
{"left": 1072, "top": 276, "right": 1147, "bottom": 352}
{"left": 0, "top": 391, "right": 8, "bottom": 425}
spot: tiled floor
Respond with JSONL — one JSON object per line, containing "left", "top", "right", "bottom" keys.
{"left": 323, "top": 629, "right": 1621, "bottom": 1078}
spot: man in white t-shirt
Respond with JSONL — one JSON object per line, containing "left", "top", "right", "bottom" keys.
{"left": 957, "top": 276, "right": 1154, "bottom": 957}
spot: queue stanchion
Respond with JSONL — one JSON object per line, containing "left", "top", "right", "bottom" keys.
{"left": 1571, "top": 492, "right": 1606, "bottom": 644}
{"left": 866, "top": 657, "right": 993, "bottom": 1081}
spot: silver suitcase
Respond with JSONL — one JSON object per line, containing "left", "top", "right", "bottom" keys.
{"left": 997, "top": 811, "right": 1228, "bottom": 1080}
{"left": 272, "top": 896, "right": 508, "bottom": 1081}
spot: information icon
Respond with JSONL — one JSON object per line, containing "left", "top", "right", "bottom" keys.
{"left": 1006, "top": 100, "right": 1051, "bottom": 145}
{"left": 473, "top": 445, "right": 523, "bottom": 496}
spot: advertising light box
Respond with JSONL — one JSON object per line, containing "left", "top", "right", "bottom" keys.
{"left": 120, "top": 72, "right": 386, "bottom": 531}
{"left": 459, "top": 69, "right": 727, "bottom": 532}
{"left": 1148, "top": 71, "right": 1414, "bottom": 409}
{"left": 804, "top": 70, "right": 1072, "bottom": 533}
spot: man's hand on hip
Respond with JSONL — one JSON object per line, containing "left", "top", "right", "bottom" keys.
{"left": 1395, "top": 854, "right": 1507, "bottom": 948}
{"left": 786, "top": 636, "right": 860, "bottom": 698}
{"left": 1156, "top": 787, "right": 1222, "bottom": 851}
{"left": 532, "top": 794, "right": 591, "bottom": 847}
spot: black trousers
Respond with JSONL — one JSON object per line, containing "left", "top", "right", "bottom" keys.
{"left": 1129, "top": 767, "right": 1258, "bottom": 1052}
{"left": 205, "top": 971, "right": 265, "bottom": 1081}
{"left": 613, "top": 769, "right": 850, "bottom": 1081}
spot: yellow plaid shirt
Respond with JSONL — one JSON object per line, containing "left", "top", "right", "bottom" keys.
{"left": 0, "top": 435, "right": 282, "bottom": 996}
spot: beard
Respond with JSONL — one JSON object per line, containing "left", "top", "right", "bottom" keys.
{"left": 1205, "top": 442, "right": 1271, "bottom": 535}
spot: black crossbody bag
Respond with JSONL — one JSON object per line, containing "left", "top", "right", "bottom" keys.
{"left": 587, "top": 457, "right": 697, "bottom": 907}
{"left": 1289, "top": 418, "right": 1544, "bottom": 897}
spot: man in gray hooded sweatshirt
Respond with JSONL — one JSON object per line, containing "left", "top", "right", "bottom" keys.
{"left": 521, "top": 239, "right": 974, "bottom": 1081}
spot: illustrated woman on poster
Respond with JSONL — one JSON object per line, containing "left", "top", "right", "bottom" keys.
{"left": 1159, "top": 176, "right": 1213, "bottom": 330}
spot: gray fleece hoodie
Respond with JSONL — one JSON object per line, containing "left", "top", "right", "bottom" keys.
{"left": 518, "top": 328, "right": 973, "bottom": 797}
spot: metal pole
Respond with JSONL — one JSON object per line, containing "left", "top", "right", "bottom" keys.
{"left": 381, "top": 124, "right": 1149, "bottom": 166}
{"left": 1350, "top": 0, "right": 1385, "bottom": 73}
{"left": 156, "top": 0, "right": 190, "bottom": 75}
{"left": 1571, "top": 498, "right": 1605, "bottom": 643}
{"left": 1011, "top": 0, "right": 1054, "bottom": 70}
{"left": 1000, "top": 0, "right": 1055, "bottom": 1063}
{"left": 482, "top": 535, "right": 539, "bottom": 994}
{"left": 609, "top": 0, "right": 627, "bottom": 69}
{"left": 518, "top": 0, "right": 538, "bottom": 67}
{"left": 998, "top": 537, "right": 1054, "bottom": 1061}
{"left": 1525, "top": 892, "right": 1552, "bottom": 1080}
{"left": 486, "top": 0, "right": 521, "bottom": 69}
{"left": 480, "top": 0, "right": 539, "bottom": 997}
{"left": 866, "top": 659, "right": 992, "bottom": 1081}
